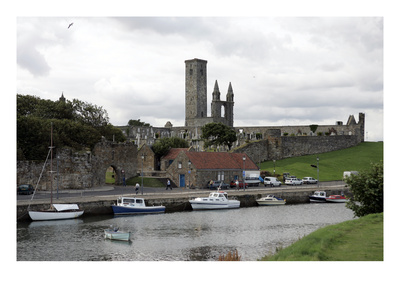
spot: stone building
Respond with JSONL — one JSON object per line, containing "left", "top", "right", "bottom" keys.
{"left": 165, "top": 152, "right": 258, "bottom": 189}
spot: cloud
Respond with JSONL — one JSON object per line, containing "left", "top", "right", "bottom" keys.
{"left": 16, "top": 17, "right": 383, "bottom": 141}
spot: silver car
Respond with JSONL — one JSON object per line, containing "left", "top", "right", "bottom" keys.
{"left": 302, "top": 177, "right": 318, "bottom": 184}
{"left": 285, "top": 178, "right": 303, "bottom": 185}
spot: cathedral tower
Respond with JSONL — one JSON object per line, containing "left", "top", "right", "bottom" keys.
{"left": 185, "top": 58, "right": 208, "bottom": 127}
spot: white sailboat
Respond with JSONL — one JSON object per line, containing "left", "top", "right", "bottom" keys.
{"left": 28, "top": 124, "right": 84, "bottom": 221}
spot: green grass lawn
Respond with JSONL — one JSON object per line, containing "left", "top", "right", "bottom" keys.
{"left": 261, "top": 213, "right": 383, "bottom": 261}
{"left": 261, "top": 141, "right": 383, "bottom": 181}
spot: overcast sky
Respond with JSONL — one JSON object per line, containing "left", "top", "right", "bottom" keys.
{"left": 17, "top": 16, "right": 383, "bottom": 140}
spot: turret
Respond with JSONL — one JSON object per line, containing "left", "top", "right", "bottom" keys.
{"left": 212, "top": 80, "right": 220, "bottom": 101}
{"left": 226, "top": 82, "right": 234, "bottom": 102}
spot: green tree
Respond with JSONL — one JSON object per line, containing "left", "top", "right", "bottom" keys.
{"left": 345, "top": 161, "right": 383, "bottom": 217}
{"left": 128, "top": 119, "right": 151, "bottom": 127}
{"left": 17, "top": 94, "right": 126, "bottom": 160}
{"left": 201, "top": 122, "right": 237, "bottom": 150}
{"left": 152, "top": 137, "right": 189, "bottom": 159}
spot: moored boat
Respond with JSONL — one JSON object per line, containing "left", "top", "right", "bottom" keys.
{"left": 111, "top": 197, "right": 165, "bottom": 215}
{"left": 29, "top": 204, "right": 84, "bottom": 221}
{"left": 326, "top": 194, "right": 348, "bottom": 203}
{"left": 309, "top": 191, "right": 327, "bottom": 203}
{"left": 104, "top": 226, "right": 131, "bottom": 241}
{"left": 256, "top": 195, "right": 286, "bottom": 206}
{"left": 28, "top": 124, "right": 84, "bottom": 221}
{"left": 189, "top": 191, "right": 240, "bottom": 210}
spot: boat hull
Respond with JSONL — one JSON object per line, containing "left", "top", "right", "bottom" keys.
{"left": 256, "top": 200, "right": 286, "bottom": 206}
{"left": 104, "top": 229, "right": 130, "bottom": 241}
{"left": 28, "top": 210, "right": 84, "bottom": 221}
{"left": 111, "top": 205, "right": 165, "bottom": 215}
{"left": 189, "top": 200, "right": 240, "bottom": 210}
{"left": 309, "top": 197, "right": 327, "bottom": 203}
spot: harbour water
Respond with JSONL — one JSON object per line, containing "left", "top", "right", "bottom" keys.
{"left": 17, "top": 203, "right": 355, "bottom": 261}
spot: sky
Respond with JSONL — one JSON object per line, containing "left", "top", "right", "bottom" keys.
{"left": 16, "top": 16, "right": 384, "bottom": 140}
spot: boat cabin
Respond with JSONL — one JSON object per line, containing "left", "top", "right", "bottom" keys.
{"left": 117, "top": 197, "right": 146, "bottom": 207}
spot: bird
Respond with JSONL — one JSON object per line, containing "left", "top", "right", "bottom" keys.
{"left": 68, "top": 22, "right": 73, "bottom": 29}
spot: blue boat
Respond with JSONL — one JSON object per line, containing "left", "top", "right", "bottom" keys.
{"left": 111, "top": 197, "right": 166, "bottom": 215}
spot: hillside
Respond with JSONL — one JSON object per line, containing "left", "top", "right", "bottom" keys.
{"left": 260, "top": 141, "right": 383, "bottom": 181}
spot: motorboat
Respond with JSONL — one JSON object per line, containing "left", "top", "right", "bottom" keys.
{"left": 111, "top": 197, "right": 166, "bottom": 215}
{"left": 189, "top": 191, "right": 240, "bottom": 210}
{"left": 104, "top": 226, "right": 131, "bottom": 241}
{"left": 326, "top": 194, "right": 348, "bottom": 203}
{"left": 256, "top": 195, "right": 286, "bottom": 206}
{"left": 309, "top": 191, "right": 327, "bottom": 203}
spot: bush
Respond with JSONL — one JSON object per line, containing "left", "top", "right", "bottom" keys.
{"left": 345, "top": 161, "right": 383, "bottom": 217}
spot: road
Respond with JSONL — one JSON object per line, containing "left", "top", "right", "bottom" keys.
{"left": 17, "top": 181, "right": 346, "bottom": 201}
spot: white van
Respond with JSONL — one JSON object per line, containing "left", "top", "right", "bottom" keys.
{"left": 343, "top": 171, "right": 359, "bottom": 179}
{"left": 264, "top": 177, "right": 281, "bottom": 187}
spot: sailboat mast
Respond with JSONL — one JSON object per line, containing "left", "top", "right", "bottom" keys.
{"left": 50, "top": 122, "right": 53, "bottom": 206}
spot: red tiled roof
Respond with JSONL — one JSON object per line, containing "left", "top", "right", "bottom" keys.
{"left": 162, "top": 148, "right": 189, "bottom": 160}
{"left": 185, "top": 152, "right": 258, "bottom": 170}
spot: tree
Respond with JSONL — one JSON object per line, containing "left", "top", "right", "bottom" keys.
{"left": 128, "top": 119, "right": 151, "bottom": 127}
{"left": 201, "top": 122, "right": 237, "bottom": 150}
{"left": 152, "top": 137, "right": 189, "bottom": 159}
{"left": 345, "top": 161, "right": 383, "bottom": 217}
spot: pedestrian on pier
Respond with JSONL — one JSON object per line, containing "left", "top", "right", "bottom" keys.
{"left": 166, "top": 179, "right": 172, "bottom": 190}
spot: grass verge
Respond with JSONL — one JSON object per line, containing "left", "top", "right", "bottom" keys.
{"left": 260, "top": 213, "right": 383, "bottom": 261}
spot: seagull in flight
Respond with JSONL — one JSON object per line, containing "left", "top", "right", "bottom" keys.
{"left": 68, "top": 22, "right": 74, "bottom": 29}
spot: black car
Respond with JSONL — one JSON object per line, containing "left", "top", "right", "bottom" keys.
{"left": 17, "top": 184, "right": 34, "bottom": 195}
{"left": 207, "top": 181, "right": 230, "bottom": 189}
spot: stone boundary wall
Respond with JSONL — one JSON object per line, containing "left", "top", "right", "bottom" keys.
{"left": 234, "top": 134, "right": 361, "bottom": 164}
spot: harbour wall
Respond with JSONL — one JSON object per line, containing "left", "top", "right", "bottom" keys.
{"left": 17, "top": 186, "right": 350, "bottom": 222}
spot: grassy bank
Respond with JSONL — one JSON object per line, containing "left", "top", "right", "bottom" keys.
{"left": 260, "top": 141, "right": 383, "bottom": 181}
{"left": 261, "top": 213, "right": 383, "bottom": 261}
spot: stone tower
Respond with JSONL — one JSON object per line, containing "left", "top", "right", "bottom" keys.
{"left": 185, "top": 58, "right": 208, "bottom": 127}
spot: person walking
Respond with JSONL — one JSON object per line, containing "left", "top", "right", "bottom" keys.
{"left": 166, "top": 179, "right": 172, "bottom": 190}
{"left": 135, "top": 183, "right": 140, "bottom": 194}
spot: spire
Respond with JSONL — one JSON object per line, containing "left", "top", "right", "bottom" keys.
{"left": 59, "top": 92, "right": 66, "bottom": 102}
{"left": 226, "top": 82, "right": 234, "bottom": 102}
{"left": 212, "top": 80, "right": 220, "bottom": 101}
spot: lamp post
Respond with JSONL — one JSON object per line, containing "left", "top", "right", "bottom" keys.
{"left": 188, "top": 160, "right": 191, "bottom": 189}
{"left": 242, "top": 155, "right": 246, "bottom": 191}
{"left": 273, "top": 160, "right": 276, "bottom": 176}
{"left": 141, "top": 154, "right": 144, "bottom": 195}
{"left": 317, "top": 156, "right": 319, "bottom": 187}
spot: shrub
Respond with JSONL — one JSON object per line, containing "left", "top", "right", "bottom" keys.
{"left": 345, "top": 161, "right": 383, "bottom": 217}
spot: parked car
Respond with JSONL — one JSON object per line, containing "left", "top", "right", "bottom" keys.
{"left": 17, "top": 184, "right": 34, "bottom": 195}
{"left": 208, "top": 180, "right": 230, "bottom": 189}
{"left": 230, "top": 180, "right": 249, "bottom": 189}
{"left": 285, "top": 178, "right": 303, "bottom": 185}
{"left": 264, "top": 177, "right": 282, "bottom": 187}
{"left": 302, "top": 177, "right": 318, "bottom": 184}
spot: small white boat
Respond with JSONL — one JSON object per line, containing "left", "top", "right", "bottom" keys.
{"left": 111, "top": 197, "right": 165, "bottom": 215}
{"left": 309, "top": 191, "right": 327, "bottom": 203}
{"left": 189, "top": 191, "right": 240, "bottom": 210}
{"left": 256, "top": 195, "right": 286, "bottom": 206}
{"left": 326, "top": 194, "right": 348, "bottom": 203}
{"left": 29, "top": 204, "right": 84, "bottom": 221}
{"left": 104, "top": 226, "right": 131, "bottom": 241}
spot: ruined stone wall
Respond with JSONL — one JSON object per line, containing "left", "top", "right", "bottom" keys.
{"left": 17, "top": 140, "right": 138, "bottom": 190}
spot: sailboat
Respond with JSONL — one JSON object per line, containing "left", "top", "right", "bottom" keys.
{"left": 28, "top": 124, "right": 84, "bottom": 221}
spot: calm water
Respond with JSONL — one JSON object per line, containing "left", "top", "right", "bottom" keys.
{"left": 17, "top": 203, "right": 355, "bottom": 261}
